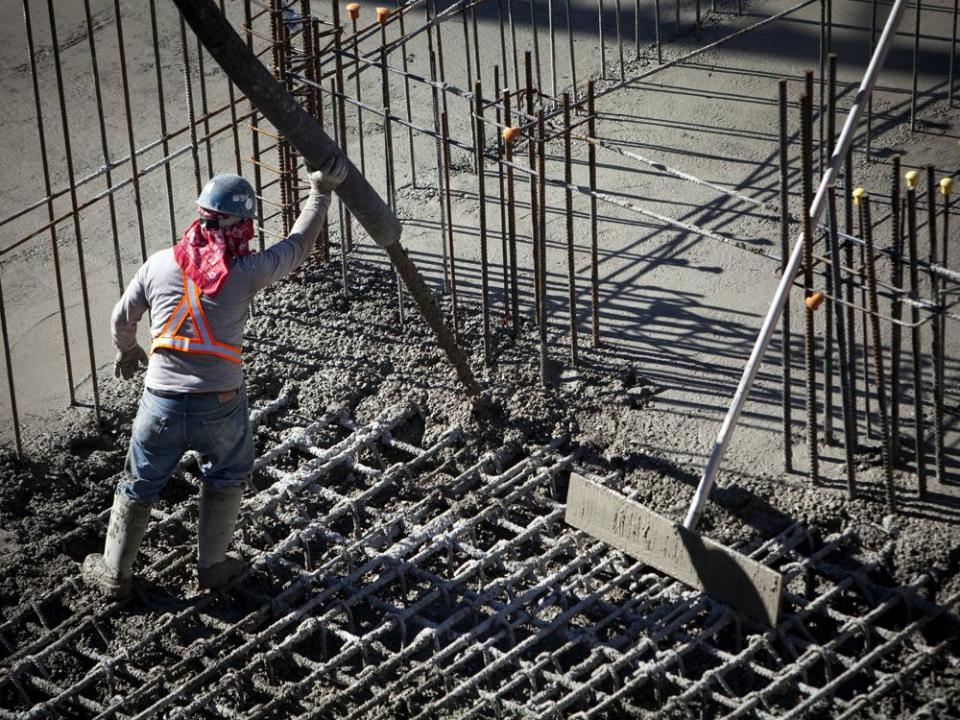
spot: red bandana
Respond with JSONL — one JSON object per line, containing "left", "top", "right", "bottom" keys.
{"left": 174, "top": 206, "right": 254, "bottom": 296}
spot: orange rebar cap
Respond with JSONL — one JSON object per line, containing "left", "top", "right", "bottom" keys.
{"left": 346, "top": 3, "right": 360, "bottom": 19}
{"left": 502, "top": 126, "right": 520, "bottom": 144}
{"left": 376, "top": 6, "right": 390, "bottom": 23}
{"left": 805, "top": 291, "right": 825, "bottom": 311}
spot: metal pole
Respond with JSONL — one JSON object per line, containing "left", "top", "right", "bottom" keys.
{"left": 615, "top": 0, "right": 626, "bottom": 81}
{"left": 683, "top": 0, "right": 909, "bottom": 530}
{"left": 398, "top": 4, "right": 416, "bottom": 188}
{"left": 246, "top": 0, "right": 266, "bottom": 251}
{"left": 495, "top": 67, "right": 509, "bottom": 313}
{"left": 180, "top": 16, "right": 203, "bottom": 196}
{"left": 951, "top": 0, "right": 959, "bottom": 106}
{"left": 654, "top": 0, "right": 662, "bottom": 64}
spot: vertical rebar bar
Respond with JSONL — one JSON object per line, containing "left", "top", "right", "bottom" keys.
{"left": 462, "top": 6, "right": 476, "bottom": 172}
{"left": 598, "top": 0, "right": 607, "bottom": 80}
{"left": 861, "top": 194, "right": 896, "bottom": 511}
{"left": 246, "top": 0, "right": 266, "bottom": 251}
{"left": 529, "top": 0, "right": 544, "bottom": 100}
{"left": 844, "top": 144, "right": 858, "bottom": 442}
{"left": 440, "top": 112, "right": 459, "bottom": 341}
{"left": 349, "top": 7, "right": 367, "bottom": 175}
{"left": 615, "top": 0, "right": 626, "bottom": 82}
{"left": 890, "top": 157, "right": 904, "bottom": 465}
{"left": 905, "top": 172, "right": 927, "bottom": 497}
{"left": 181, "top": 16, "right": 203, "bottom": 196}
{"left": 911, "top": 0, "right": 921, "bottom": 131}
{"left": 311, "top": 18, "right": 330, "bottom": 260}
{"left": 475, "top": 82, "right": 491, "bottom": 367}
{"left": 379, "top": 13, "right": 396, "bottom": 209}
{"left": 495, "top": 67, "right": 509, "bottom": 311}
{"left": 0, "top": 270, "right": 22, "bottom": 458}
{"left": 83, "top": 0, "right": 123, "bottom": 294}
{"left": 429, "top": 49, "right": 449, "bottom": 291}
{"left": 823, "top": 53, "right": 837, "bottom": 445}
{"left": 331, "top": 75, "right": 350, "bottom": 296}
{"left": 563, "top": 93, "right": 579, "bottom": 367}
{"left": 563, "top": 0, "right": 578, "bottom": 103}
{"left": 654, "top": 0, "right": 662, "bottom": 64}
{"left": 778, "top": 80, "right": 794, "bottom": 473}
{"left": 114, "top": 0, "right": 148, "bottom": 263}
{"left": 196, "top": 37, "right": 214, "bottom": 177}
{"left": 150, "top": 0, "right": 178, "bottom": 244}
{"left": 49, "top": 0, "right": 101, "bottom": 422}
{"left": 867, "top": 0, "right": 878, "bottom": 160}
{"left": 588, "top": 81, "right": 600, "bottom": 348}
{"left": 525, "top": 53, "right": 541, "bottom": 323}
{"left": 928, "top": 168, "right": 945, "bottom": 487}
{"left": 537, "top": 109, "right": 549, "bottom": 386}
{"left": 503, "top": 90, "right": 519, "bottom": 335}
{"left": 226, "top": 0, "right": 244, "bottom": 175}
{"left": 398, "top": 4, "right": 416, "bottom": 187}
{"left": 635, "top": 0, "right": 641, "bottom": 60}
{"left": 332, "top": 1, "right": 354, "bottom": 255}
{"left": 827, "top": 189, "right": 856, "bottom": 497}
{"left": 951, "top": 0, "right": 959, "bottom": 106}
{"left": 800, "top": 91, "right": 819, "bottom": 485}
{"left": 22, "top": 0, "right": 75, "bottom": 405}
{"left": 857, "top": 197, "right": 873, "bottom": 438}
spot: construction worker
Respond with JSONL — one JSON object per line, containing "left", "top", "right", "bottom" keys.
{"left": 82, "top": 155, "right": 348, "bottom": 600}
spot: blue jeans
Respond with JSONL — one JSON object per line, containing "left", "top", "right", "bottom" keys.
{"left": 118, "top": 387, "right": 254, "bottom": 504}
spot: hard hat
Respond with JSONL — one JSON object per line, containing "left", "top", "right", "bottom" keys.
{"left": 196, "top": 175, "right": 257, "bottom": 218}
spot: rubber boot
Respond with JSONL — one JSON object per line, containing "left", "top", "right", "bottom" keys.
{"left": 197, "top": 484, "right": 246, "bottom": 589}
{"left": 82, "top": 494, "right": 151, "bottom": 600}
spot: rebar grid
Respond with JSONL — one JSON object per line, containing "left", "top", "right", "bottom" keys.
{"left": 4, "top": 397, "right": 958, "bottom": 720}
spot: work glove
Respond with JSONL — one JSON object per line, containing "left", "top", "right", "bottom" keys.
{"left": 114, "top": 345, "right": 148, "bottom": 380}
{"left": 306, "top": 154, "right": 349, "bottom": 194}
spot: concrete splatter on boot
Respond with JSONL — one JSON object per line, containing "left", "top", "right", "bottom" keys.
{"left": 197, "top": 484, "right": 245, "bottom": 589}
{"left": 82, "top": 494, "right": 151, "bottom": 600}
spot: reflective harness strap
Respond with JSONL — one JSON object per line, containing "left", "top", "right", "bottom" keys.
{"left": 151, "top": 272, "right": 242, "bottom": 364}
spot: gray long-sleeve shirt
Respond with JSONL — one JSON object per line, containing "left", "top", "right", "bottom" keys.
{"left": 111, "top": 190, "right": 331, "bottom": 393}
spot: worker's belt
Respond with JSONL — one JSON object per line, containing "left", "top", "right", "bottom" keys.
{"left": 147, "top": 387, "right": 238, "bottom": 403}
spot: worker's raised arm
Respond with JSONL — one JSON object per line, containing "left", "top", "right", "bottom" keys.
{"left": 248, "top": 155, "right": 348, "bottom": 292}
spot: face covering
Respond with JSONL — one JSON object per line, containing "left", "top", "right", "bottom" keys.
{"left": 174, "top": 206, "right": 255, "bottom": 296}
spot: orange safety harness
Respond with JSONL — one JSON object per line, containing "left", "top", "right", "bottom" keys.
{"left": 151, "top": 271, "right": 242, "bottom": 364}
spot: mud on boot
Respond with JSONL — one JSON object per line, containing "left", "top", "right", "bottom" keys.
{"left": 81, "top": 494, "right": 152, "bottom": 601}
{"left": 197, "top": 484, "right": 245, "bottom": 590}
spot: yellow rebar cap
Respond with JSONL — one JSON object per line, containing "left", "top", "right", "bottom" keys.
{"left": 805, "top": 291, "right": 825, "bottom": 311}
{"left": 941, "top": 177, "right": 954, "bottom": 196}
{"left": 852, "top": 187, "right": 866, "bottom": 206}
{"left": 502, "top": 126, "right": 520, "bottom": 144}
{"left": 346, "top": 3, "right": 360, "bottom": 19}
{"left": 376, "top": 6, "right": 389, "bottom": 23}
{"left": 905, "top": 170, "right": 919, "bottom": 189}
